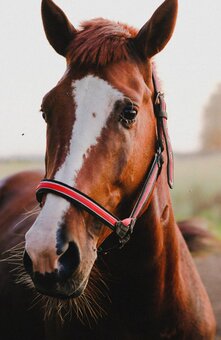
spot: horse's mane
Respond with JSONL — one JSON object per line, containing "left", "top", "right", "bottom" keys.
{"left": 67, "top": 18, "right": 138, "bottom": 66}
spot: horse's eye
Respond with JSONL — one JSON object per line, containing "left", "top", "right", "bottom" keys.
{"left": 119, "top": 106, "right": 138, "bottom": 128}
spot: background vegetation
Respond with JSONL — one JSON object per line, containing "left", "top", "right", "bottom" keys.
{"left": 172, "top": 153, "right": 221, "bottom": 238}
{"left": 201, "top": 83, "right": 221, "bottom": 152}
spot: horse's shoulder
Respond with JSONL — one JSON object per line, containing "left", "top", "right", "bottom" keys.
{"left": 0, "top": 170, "right": 43, "bottom": 204}
{"left": 0, "top": 171, "right": 43, "bottom": 253}
{"left": 0, "top": 170, "right": 43, "bottom": 220}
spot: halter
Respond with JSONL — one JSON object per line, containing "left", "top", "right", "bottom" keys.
{"left": 36, "top": 67, "right": 174, "bottom": 253}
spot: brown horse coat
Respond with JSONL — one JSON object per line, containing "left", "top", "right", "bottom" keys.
{"left": 0, "top": 0, "right": 216, "bottom": 339}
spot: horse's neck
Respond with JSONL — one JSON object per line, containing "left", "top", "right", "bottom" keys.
{"left": 100, "top": 170, "right": 215, "bottom": 338}
{"left": 105, "top": 167, "right": 185, "bottom": 312}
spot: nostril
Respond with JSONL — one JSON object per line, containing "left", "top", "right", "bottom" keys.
{"left": 23, "top": 250, "right": 33, "bottom": 276}
{"left": 23, "top": 243, "right": 80, "bottom": 283}
{"left": 58, "top": 242, "right": 80, "bottom": 280}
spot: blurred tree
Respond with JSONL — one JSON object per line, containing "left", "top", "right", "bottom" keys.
{"left": 201, "top": 83, "right": 221, "bottom": 151}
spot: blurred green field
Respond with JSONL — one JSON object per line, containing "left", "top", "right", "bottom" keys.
{"left": 1, "top": 153, "right": 221, "bottom": 237}
{"left": 171, "top": 152, "right": 221, "bottom": 238}
{"left": 0, "top": 158, "right": 44, "bottom": 178}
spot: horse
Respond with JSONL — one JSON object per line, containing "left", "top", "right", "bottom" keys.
{"left": 0, "top": 0, "right": 216, "bottom": 339}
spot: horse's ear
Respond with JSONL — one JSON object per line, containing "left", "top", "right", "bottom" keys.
{"left": 133, "top": 0, "right": 178, "bottom": 59}
{"left": 41, "top": 0, "right": 76, "bottom": 57}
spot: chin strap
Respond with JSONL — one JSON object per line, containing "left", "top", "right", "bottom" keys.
{"left": 35, "top": 65, "right": 173, "bottom": 254}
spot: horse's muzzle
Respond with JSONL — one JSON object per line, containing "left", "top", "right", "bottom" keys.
{"left": 23, "top": 242, "right": 85, "bottom": 299}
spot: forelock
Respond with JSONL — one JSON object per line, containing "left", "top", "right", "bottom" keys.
{"left": 67, "top": 18, "right": 138, "bottom": 67}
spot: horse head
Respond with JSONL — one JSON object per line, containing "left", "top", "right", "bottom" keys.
{"left": 24, "top": 0, "right": 178, "bottom": 300}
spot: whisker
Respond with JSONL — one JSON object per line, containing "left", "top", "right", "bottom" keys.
{"left": 1, "top": 241, "right": 25, "bottom": 256}
{"left": 23, "top": 205, "right": 40, "bottom": 216}
{"left": 2, "top": 239, "right": 110, "bottom": 325}
{"left": 12, "top": 208, "right": 39, "bottom": 231}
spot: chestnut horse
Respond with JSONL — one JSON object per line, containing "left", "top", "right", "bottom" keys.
{"left": 0, "top": 0, "right": 216, "bottom": 339}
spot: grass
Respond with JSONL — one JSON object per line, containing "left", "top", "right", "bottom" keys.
{"left": 0, "top": 158, "right": 44, "bottom": 179}
{"left": 0, "top": 153, "right": 220, "bottom": 237}
{"left": 171, "top": 152, "right": 221, "bottom": 238}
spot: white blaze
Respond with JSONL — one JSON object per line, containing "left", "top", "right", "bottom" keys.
{"left": 55, "top": 75, "right": 124, "bottom": 185}
{"left": 25, "top": 75, "right": 124, "bottom": 263}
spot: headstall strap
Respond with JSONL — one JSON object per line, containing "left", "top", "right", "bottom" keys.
{"left": 36, "top": 64, "right": 174, "bottom": 254}
{"left": 152, "top": 64, "right": 174, "bottom": 189}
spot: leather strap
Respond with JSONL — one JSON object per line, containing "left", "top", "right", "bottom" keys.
{"left": 152, "top": 65, "right": 174, "bottom": 188}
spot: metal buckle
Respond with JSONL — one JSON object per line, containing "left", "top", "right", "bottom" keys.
{"left": 155, "top": 91, "right": 164, "bottom": 105}
{"left": 115, "top": 218, "right": 136, "bottom": 249}
{"left": 155, "top": 146, "right": 164, "bottom": 168}
{"left": 155, "top": 92, "right": 168, "bottom": 119}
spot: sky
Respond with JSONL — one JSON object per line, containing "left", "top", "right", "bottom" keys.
{"left": 0, "top": 0, "right": 221, "bottom": 158}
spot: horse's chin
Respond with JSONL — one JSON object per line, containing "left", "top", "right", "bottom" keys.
{"left": 36, "top": 288, "right": 82, "bottom": 300}
{"left": 35, "top": 278, "right": 89, "bottom": 300}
